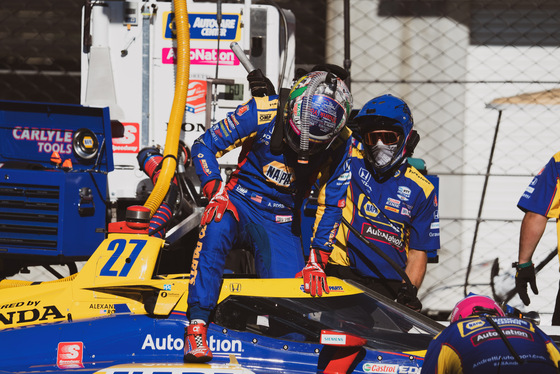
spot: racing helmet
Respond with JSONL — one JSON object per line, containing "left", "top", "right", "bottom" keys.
{"left": 353, "top": 94, "right": 417, "bottom": 174}
{"left": 450, "top": 294, "right": 505, "bottom": 323}
{"left": 283, "top": 70, "right": 352, "bottom": 163}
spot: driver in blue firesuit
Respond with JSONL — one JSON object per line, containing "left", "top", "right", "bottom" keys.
{"left": 422, "top": 294, "right": 560, "bottom": 373}
{"left": 183, "top": 66, "right": 353, "bottom": 363}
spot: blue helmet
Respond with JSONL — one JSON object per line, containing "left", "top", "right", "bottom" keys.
{"left": 353, "top": 94, "right": 417, "bottom": 174}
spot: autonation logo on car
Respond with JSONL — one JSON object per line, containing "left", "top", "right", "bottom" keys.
{"left": 141, "top": 333, "right": 243, "bottom": 353}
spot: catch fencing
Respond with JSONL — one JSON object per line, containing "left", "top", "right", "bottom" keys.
{"left": 326, "top": 0, "right": 560, "bottom": 321}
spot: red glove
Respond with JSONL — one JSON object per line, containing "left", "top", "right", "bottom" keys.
{"left": 200, "top": 180, "right": 239, "bottom": 226}
{"left": 296, "top": 248, "right": 330, "bottom": 297}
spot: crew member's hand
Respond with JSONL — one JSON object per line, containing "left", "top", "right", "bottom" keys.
{"left": 247, "top": 69, "right": 276, "bottom": 97}
{"left": 515, "top": 263, "right": 538, "bottom": 306}
{"left": 296, "top": 248, "right": 330, "bottom": 297}
{"left": 200, "top": 180, "right": 239, "bottom": 226}
{"left": 396, "top": 284, "right": 422, "bottom": 312}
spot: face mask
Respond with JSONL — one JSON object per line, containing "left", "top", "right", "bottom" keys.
{"left": 370, "top": 139, "right": 397, "bottom": 168}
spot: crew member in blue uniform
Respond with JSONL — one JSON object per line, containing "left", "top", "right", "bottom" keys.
{"left": 422, "top": 294, "right": 560, "bottom": 373}
{"left": 184, "top": 68, "right": 353, "bottom": 362}
{"left": 516, "top": 151, "right": 560, "bottom": 325}
{"left": 326, "top": 94, "right": 439, "bottom": 311}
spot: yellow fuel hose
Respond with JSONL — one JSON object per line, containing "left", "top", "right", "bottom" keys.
{"left": 144, "top": 0, "right": 190, "bottom": 216}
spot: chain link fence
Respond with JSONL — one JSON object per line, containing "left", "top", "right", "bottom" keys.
{"left": 326, "top": 0, "right": 560, "bottom": 321}
{"left": 2, "top": 0, "right": 560, "bottom": 321}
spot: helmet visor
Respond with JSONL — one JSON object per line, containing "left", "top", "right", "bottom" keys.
{"left": 363, "top": 130, "right": 400, "bottom": 146}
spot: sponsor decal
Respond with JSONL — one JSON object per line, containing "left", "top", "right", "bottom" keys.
{"left": 198, "top": 158, "right": 211, "bottom": 176}
{"left": 219, "top": 119, "right": 232, "bottom": 138}
{"left": 385, "top": 205, "right": 399, "bottom": 213}
{"left": 57, "top": 342, "right": 84, "bottom": 369}
{"left": 235, "top": 185, "right": 248, "bottom": 195}
{"left": 264, "top": 161, "right": 294, "bottom": 187}
{"left": 258, "top": 112, "right": 274, "bottom": 124}
{"left": 465, "top": 319, "right": 485, "bottom": 330}
{"left": 386, "top": 198, "right": 400, "bottom": 208}
{"left": 186, "top": 80, "right": 207, "bottom": 114}
{"left": 162, "top": 47, "right": 241, "bottom": 67}
{"left": 362, "top": 223, "right": 403, "bottom": 250}
{"left": 163, "top": 12, "right": 241, "bottom": 41}
{"left": 112, "top": 122, "right": 140, "bottom": 153}
{"left": 0, "top": 304, "right": 65, "bottom": 326}
{"left": 328, "top": 285, "right": 344, "bottom": 292}
{"left": 338, "top": 171, "right": 351, "bottom": 182}
{"left": 229, "top": 283, "right": 241, "bottom": 292}
{"left": 337, "top": 198, "right": 346, "bottom": 208}
{"left": 141, "top": 334, "right": 243, "bottom": 353}
{"left": 300, "top": 285, "right": 344, "bottom": 293}
{"left": 12, "top": 126, "right": 73, "bottom": 155}
{"left": 321, "top": 333, "right": 346, "bottom": 345}
{"left": 192, "top": 48, "right": 240, "bottom": 66}
{"left": 397, "top": 186, "right": 411, "bottom": 201}
{"left": 275, "top": 215, "right": 292, "bottom": 223}
{"left": 433, "top": 210, "right": 439, "bottom": 220}
{"left": 430, "top": 222, "right": 439, "bottom": 229}
{"left": 525, "top": 186, "right": 535, "bottom": 194}
{"left": 400, "top": 207, "right": 411, "bottom": 217}
{"left": 472, "top": 328, "right": 531, "bottom": 346}
{"left": 236, "top": 104, "right": 249, "bottom": 116}
{"left": 364, "top": 201, "right": 380, "bottom": 217}
{"left": 163, "top": 284, "right": 172, "bottom": 291}
{"left": 359, "top": 167, "right": 371, "bottom": 184}
{"left": 362, "top": 363, "right": 398, "bottom": 373}
{"left": 362, "top": 363, "right": 419, "bottom": 373}
{"left": 433, "top": 194, "right": 438, "bottom": 207}
{"left": 189, "top": 225, "right": 207, "bottom": 285}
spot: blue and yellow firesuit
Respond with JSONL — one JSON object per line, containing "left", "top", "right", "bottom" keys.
{"left": 518, "top": 151, "right": 560, "bottom": 254}
{"left": 422, "top": 315, "right": 560, "bottom": 373}
{"left": 329, "top": 140, "right": 439, "bottom": 281}
{"left": 188, "top": 95, "right": 352, "bottom": 322}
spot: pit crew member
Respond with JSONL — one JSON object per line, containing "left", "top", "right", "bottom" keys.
{"left": 515, "top": 151, "right": 560, "bottom": 325}
{"left": 326, "top": 94, "right": 439, "bottom": 311}
{"left": 422, "top": 294, "right": 560, "bottom": 373}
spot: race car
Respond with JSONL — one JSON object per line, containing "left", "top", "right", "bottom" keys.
{"left": 0, "top": 216, "right": 444, "bottom": 374}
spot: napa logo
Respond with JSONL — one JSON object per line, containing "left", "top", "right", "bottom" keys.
{"left": 465, "top": 319, "right": 485, "bottom": 330}
{"left": 264, "top": 161, "right": 294, "bottom": 187}
{"left": 364, "top": 201, "right": 379, "bottom": 217}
